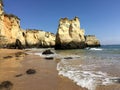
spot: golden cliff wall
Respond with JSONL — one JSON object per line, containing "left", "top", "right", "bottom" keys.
{"left": 85, "top": 35, "right": 100, "bottom": 47}
{"left": 55, "top": 17, "right": 86, "bottom": 49}
{"left": 55, "top": 17, "right": 101, "bottom": 49}
{"left": 25, "top": 30, "right": 55, "bottom": 48}
{"left": 0, "top": 1, "right": 55, "bottom": 48}
{"left": 0, "top": 1, "right": 25, "bottom": 47}
{"left": 0, "top": 0, "right": 100, "bottom": 49}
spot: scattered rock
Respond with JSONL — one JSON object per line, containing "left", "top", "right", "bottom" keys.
{"left": 15, "top": 52, "right": 24, "bottom": 57}
{"left": 64, "top": 57, "right": 73, "bottom": 59}
{"left": 26, "top": 69, "right": 36, "bottom": 75}
{"left": 55, "top": 58, "right": 61, "bottom": 63}
{"left": 15, "top": 74, "right": 23, "bottom": 77}
{"left": 111, "top": 78, "right": 120, "bottom": 83}
{"left": 0, "top": 81, "right": 13, "bottom": 90}
{"left": 45, "top": 57, "right": 54, "bottom": 60}
{"left": 42, "top": 50, "right": 54, "bottom": 55}
{"left": 3, "top": 56, "right": 13, "bottom": 59}
{"left": 15, "top": 39, "right": 24, "bottom": 49}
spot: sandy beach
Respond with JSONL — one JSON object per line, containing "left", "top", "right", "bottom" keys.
{"left": 0, "top": 49, "right": 86, "bottom": 90}
{"left": 0, "top": 49, "right": 120, "bottom": 90}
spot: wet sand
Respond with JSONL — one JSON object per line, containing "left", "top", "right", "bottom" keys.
{"left": 0, "top": 49, "right": 120, "bottom": 90}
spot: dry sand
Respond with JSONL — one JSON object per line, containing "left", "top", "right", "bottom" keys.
{"left": 0, "top": 49, "right": 120, "bottom": 90}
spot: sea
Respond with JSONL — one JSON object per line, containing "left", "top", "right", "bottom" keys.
{"left": 29, "top": 45, "right": 120, "bottom": 90}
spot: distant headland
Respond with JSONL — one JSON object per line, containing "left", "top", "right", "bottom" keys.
{"left": 0, "top": 1, "right": 100, "bottom": 49}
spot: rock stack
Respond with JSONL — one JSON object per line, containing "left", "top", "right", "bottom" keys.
{"left": 85, "top": 35, "right": 100, "bottom": 47}
{"left": 55, "top": 17, "right": 100, "bottom": 49}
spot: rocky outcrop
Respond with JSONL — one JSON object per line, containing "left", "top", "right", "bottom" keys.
{"left": 25, "top": 29, "right": 55, "bottom": 48}
{"left": 55, "top": 17, "right": 101, "bottom": 49}
{"left": 0, "top": 13, "right": 24, "bottom": 48}
{"left": 55, "top": 17, "right": 86, "bottom": 49}
{"left": 0, "top": 1, "right": 25, "bottom": 48}
{"left": 0, "top": 0, "right": 100, "bottom": 49}
{"left": 0, "top": 1, "right": 55, "bottom": 48}
{"left": 85, "top": 35, "right": 100, "bottom": 47}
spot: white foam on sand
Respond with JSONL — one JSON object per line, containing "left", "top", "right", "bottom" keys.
{"left": 89, "top": 48, "right": 103, "bottom": 51}
{"left": 57, "top": 59, "right": 118, "bottom": 90}
{"left": 26, "top": 48, "right": 57, "bottom": 58}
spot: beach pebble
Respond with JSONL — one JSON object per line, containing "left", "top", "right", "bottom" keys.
{"left": 26, "top": 69, "right": 36, "bottom": 75}
{"left": 3, "top": 56, "right": 13, "bottom": 59}
{"left": 64, "top": 57, "right": 73, "bottom": 59}
{"left": 42, "top": 49, "right": 54, "bottom": 55}
{"left": 111, "top": 78, "right": 120, "bottom": 83}
{"left": 45, "top": 57, "right": 54, "bottom": 60}
{"left": 15, "top": 74, "right": 23, "bottom": 77}
{"left": 0, "top": 81, "right": 13, "bottom": 90}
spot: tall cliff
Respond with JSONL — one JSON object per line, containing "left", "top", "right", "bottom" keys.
{"left": 55, "top": 17, "right": 86, "bottom": 49}
{"left": 0, "top": 1, "right": 24, "bottom": 47}
{"left": 55, "top": 17, "right": 100, "bottom": 49}
{"left": 0, "top": 1, "right": 55, "bottom": 48}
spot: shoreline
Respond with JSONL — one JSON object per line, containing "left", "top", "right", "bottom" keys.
{"left": 0, "top": 49, "right": 86, "bottom": 90}
{"left": 0, "top": 49, "right": 120, "bottom": 90}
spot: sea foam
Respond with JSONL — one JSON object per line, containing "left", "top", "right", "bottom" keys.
{"left": 89, "top": 48, "right": 103, "bottom": 51}
{"left": 57, "top": 59, "right": 118, "bottom": 90}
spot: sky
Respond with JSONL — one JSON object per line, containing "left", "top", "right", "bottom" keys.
{"left": 3, "top": 0, "right": 120, "bottom": 45}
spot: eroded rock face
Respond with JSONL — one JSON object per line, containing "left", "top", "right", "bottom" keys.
{"left": 55, "top": 17, "right": 86, "bottom": 49}
{"left": 0, "top": 1, "right": 55, "bottom": 48}
{"left": 85, "top": 35, "right": 100, "bottom": 47}
{"left": 0, "top": 2, "right": 25, "bottom": 48}
{"left": 0, "top": 13, "right": 24, "bottom": 48}
{"left": 25, "top": 30, "right": 55, "bottom": 48}
{"left": 0, "top": 1, "right": 100, "bottom": 49}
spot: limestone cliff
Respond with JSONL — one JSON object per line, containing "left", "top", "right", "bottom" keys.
{"left": 0, "top": 1, "right": 55, "bottom": 48}
{"left": 0, "top": 0, "right": 100, "bottom": 49}
{"left": 25, "top": 29, "right": 55, "bottom": 48}
{"left": 0, "top": 1, "right": 24, "bottom": 48}
{"left": 55, "top": 17, "right": 101, "bottom": 49}
{"left": 85, "top": 35, "right": 100, "bottom": 47}
{"left": 0, "top": 13, "right": 24, "bottom": 44}
{"left": 55, "top": 17, "right": 86, "bottom": 49}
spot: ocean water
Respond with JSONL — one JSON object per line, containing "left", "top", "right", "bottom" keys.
{"left": 29, "top": 45, "right": 120, "bottom": 90}
{"left": 56, "top": 45, "right": 120, "bottom": 90}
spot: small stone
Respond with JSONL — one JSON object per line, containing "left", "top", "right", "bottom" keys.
{"left": 15, "top": 74, "right": 23, "bottom": 77}
{"left": 111, "top": 78, "right": 120, "bottom": 83}
{"left": 3, "top": 56, "right": 13, "bottom": 59}
{"left": 45, "top": 57, "right": 54, "bottom": 60}
{"left": 42, "top": 50, "right": 54, "bottom": 55}
{"left": 64, "top": 57, "right": 73, "bottom": 59}
{"left": 26, "top": 69, "right": 36, "bottom": 75}
{"left": 0, "top": 81, "right": 13, "bottom": 90}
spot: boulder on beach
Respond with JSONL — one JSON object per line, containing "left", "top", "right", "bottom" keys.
{"left": 42, "top": 49, "right": 54, "bottom": 55}
{"left": 26, "top": 69, "right": 36, "bottom": 75}
{"left": 0, "top": 81, "right": 13, "bottom": 90}
{"left": 45, "top": 57, "right": 54, "bottom": 60}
